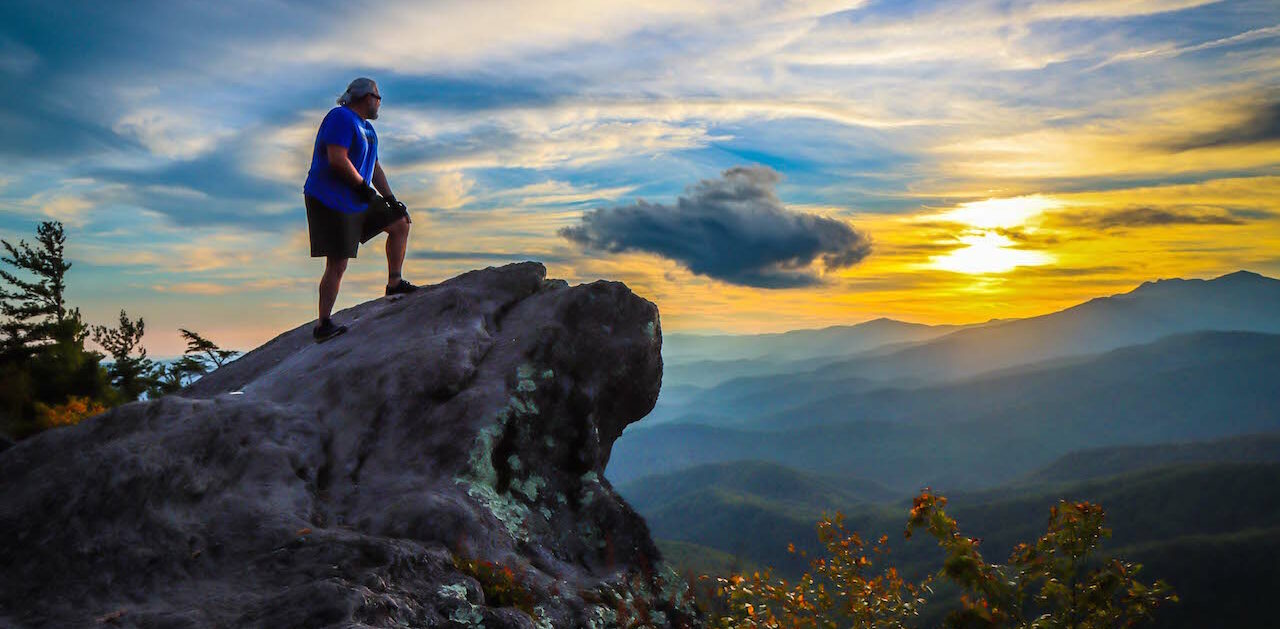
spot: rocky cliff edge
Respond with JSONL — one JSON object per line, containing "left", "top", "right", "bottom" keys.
{"left": 0, "top": 262, "right": 699, "bottom": 628}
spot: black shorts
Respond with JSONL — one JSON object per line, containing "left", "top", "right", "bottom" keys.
{"left": 305, "top": 194, "right": 403, "bottom": 259}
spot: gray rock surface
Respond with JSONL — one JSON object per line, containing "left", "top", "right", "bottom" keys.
{"left": 0, "top": 262, "right": 700, "bottom": 628}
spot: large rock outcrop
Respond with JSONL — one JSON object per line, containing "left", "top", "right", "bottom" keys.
{"left": 0, "top": 262, "right": 699, "bottom": 628}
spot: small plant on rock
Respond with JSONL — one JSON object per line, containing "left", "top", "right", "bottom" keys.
{"left": 452, "top": 555, "right": 537, "bottom": 617}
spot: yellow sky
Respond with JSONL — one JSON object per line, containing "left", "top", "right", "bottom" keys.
{"left": 534, "top": 173, "right": 1280, "bottom": 335}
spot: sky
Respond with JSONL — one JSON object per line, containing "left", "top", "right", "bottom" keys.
{"left": 2, "top": 0, "right": 1278, "bottom": 356}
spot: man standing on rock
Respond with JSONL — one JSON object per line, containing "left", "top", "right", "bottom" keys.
{"left": 304, "top": 77, "right": 418, "bottom": 343}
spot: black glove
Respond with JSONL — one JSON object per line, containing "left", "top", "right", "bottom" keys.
{"left": 386, "top": 196, "right": 411, "bottom": 223}
{"left": 355, "top": 179, "right": 377, "bottom": 202}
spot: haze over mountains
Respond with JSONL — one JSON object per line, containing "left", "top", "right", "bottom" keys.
{"left": 611, "top": 330, "right": 1280, "bottom": 488}
{"left": 611, "top": 270, "right": 1280, "bottom": 628}
{"left": 638, "top": 270, "right": 1280, "bottom": 429}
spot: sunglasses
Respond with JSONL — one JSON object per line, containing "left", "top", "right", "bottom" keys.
{"left": 368, "top": 93, "right": 382, "bottom": 101}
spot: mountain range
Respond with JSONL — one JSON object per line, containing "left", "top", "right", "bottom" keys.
{"left": 610, "top": 330, "right": 1280, "bottom": 488}
{"left": 614, "top": 269, "right": 1280, "bottom": 627}
{"left": 648, "top": 270, "right": 1280, "bottom": 426}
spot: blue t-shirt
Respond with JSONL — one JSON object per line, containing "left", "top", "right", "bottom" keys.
{"left": 303, "top": 106, "right": 378, "bottom": 214}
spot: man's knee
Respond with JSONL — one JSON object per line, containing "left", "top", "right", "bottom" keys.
{"left": 385, "top": 217, "right": 409, "bottom": 236}
{"left": 325, "top": 257, "right": 349, "bottom": 274}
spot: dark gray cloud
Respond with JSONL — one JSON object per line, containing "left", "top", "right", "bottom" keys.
{"left": 1051, "top": 205, "right": 1268, "bottom": 230}
{"left": 378, "top": 73, "right": 578, "bottom": 111}
{"left": 1163, "top": 101, "right": 1280, "bottom": 152}
{"left": 993, "top": 226, "right": 1083, "bottom": 245}
{"left": 559, "top": 166, "right": 871, "bottom": 288}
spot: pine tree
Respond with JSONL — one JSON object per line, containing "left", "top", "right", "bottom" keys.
{"left": 146, "top": 329, "right": 239, "bottom": 398}
{"left": 92, "top": 310, "right": 155, "bottom": 402}
{"left": 149, "top": 356, "right": 206, "bottom": 397}
{"left": 0, "top": 221, "right": 115, "bottom": 438}
{"left": 178, "top": 328, "right": 239, "bottom": 371}
{"left": 0, "top": 221, "right": 76, "bottom": 360}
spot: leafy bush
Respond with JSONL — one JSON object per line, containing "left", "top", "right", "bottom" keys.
{"left": 906, "top": 491, "right": 1177, "bottom": 628}
{"left": 35, "top": 395, "right": 110, "bottom": 429}
{"left": 708, "top": 510, "right": 930, "bottom": 628}
{"left": 705, "top": 490, "right": 1177, "bottom": 628}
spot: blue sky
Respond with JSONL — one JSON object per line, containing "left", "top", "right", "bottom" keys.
{"left": 2, "top": 0, "right": 1278, "bottom": 355}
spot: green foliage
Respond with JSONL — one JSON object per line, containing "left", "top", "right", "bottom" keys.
{"left": 0, "top": 221, "right": 117, "bottom": 437}
{"left": 0, "top": 221, "right": 74, "bottom": 359}
{"left": 904, "top": 491, "right": 1178, "bottom": 628}
{"left": 148, "top": 355, "right": 207, "bottom": 397}
{"left": 705, "top": 492, "right": 1177, "bottom": 629}
{"left": 179, "top": 328, "right": 238, "bottom": 371}
{"left": 147, "top": 329, "right": 240, "bottom": 397}
{"left": 92, "top": 310, "right": 155, "bottom": 402}
{"left": 0, "top": 220, "right": 238, "bottom": 439}
{"left": 451, "top": 555, "right": 536, "bottom": 616}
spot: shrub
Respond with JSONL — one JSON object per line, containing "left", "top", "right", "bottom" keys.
{"left": 905, "top": 490, "right": 1178, "bottom": 628}
{"left": 707, "top": 511, "right": 931, "bottom": 628}
{"left": 452, "top": 555, "right": 537, "bottom": 617}
{"left": 35, "top": 395, "right": 109, "bottom": 429}
{"left": 705, "top": 491, "right": 1178, "bottom": 628}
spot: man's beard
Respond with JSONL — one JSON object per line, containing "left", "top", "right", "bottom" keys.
{"left": 368, "top": 108, "right": 379, "bottom": 120}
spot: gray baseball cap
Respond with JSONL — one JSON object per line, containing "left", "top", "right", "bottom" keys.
{"left": 337, "top": 77, "right": 378, "bottom": 105}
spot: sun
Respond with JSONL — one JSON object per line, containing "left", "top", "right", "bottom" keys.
{"left": 929, "top": 232, "right": 1054, "bottom": 274}
{"left": 930, "top": 195, "right": 1062, "bottom": 229}
{"left": 918, "top": 194, "right": 1061, "bottom": 275}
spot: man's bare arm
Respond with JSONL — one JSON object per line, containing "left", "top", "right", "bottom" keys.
{"left": 326, "top": 144, "right": 365, "bottom": 188}
{"left": 372, "top": 161, "right": 394, "bottom": 199}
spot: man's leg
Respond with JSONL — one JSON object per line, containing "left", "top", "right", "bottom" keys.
{"left": 384, "top": 217, "right": 410, "bottom": 288}
{"left": 319, "top": 256, "right": 348, "bottom": 322}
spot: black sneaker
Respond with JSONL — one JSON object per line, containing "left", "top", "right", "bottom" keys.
{"left": 385, "top": 278, "right": 419, "bottom": 296}
{"left": 312, "top": 319, "right": 347, "bottom": 343}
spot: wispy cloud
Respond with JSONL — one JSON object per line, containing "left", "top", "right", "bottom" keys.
{"left": 480, "top": 180, "right": 637, "bottom": 208}
{"left": 1088, "top": 23, "right": 1280, "bottom": 70}
{"left": 1047, "top": 204, "right": 1271, "bottom": 229}
{"left": 111, "top": 106, "right": 235, "bottom": 160}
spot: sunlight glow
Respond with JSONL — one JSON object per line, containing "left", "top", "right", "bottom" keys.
{"left": 929, "top": 232, "right": 1055, "bottom": 274}
{"left": 928, "top": 195, "right": 1063, "bottom": 229}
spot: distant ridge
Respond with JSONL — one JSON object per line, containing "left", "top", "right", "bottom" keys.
{"left": 662, "top": 317, "right": 984, "bottom": 365}
{"left": 617, "top": 460, "right": 898, "bottom": 513}
{"left": 808, "top": 269, "right": 1280, "bottom": 384}
{"left": 1130, "top": 269, "right": 1272, "bottom": 291}
{"left": 1017, "top": 431, "right": 1280, "bottom": 485}
{"left": 658, "top": 317, "right": 991, "bottom": 391}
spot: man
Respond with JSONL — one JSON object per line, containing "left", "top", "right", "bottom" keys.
{"left": 304, "top": 77, "right": 417, "bottom": 343}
